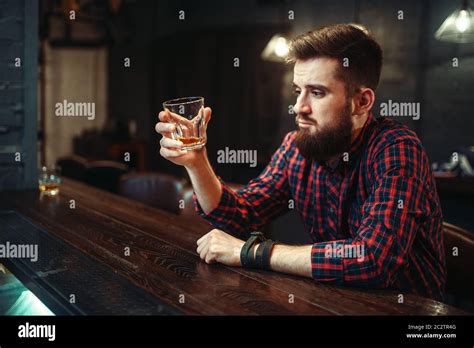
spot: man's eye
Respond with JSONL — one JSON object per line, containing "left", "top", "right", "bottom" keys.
{"left": 312, "top": 90, "right": 324, "bottom": 97}
{"left": 292, "top": 90, "right": 301, "bottom": 96}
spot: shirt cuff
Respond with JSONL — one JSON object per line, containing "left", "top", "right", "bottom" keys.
{"left": 192, "top": 177, "right": 239, "bottom": 224}
{"left": 311, "top": 241, "right": 345, "bottom": 283}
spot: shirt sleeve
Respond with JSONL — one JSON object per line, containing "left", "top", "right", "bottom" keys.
{"left": 310, "top": 138, "right": 433, "bottom": 288}
{"left": 193, "top": 132, "right": 294, "bottom": 239}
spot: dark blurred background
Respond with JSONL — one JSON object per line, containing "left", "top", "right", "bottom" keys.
{"left": 1, "top": 0, "right": 474, "bottom": 235}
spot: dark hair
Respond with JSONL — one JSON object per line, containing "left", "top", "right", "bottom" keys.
{"left": 287, "top": 23, "right": 383, "bottom": 94}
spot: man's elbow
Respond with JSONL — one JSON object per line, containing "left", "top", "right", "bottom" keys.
{"left": 352, "top": 254, "right": 404, "bottom": 289}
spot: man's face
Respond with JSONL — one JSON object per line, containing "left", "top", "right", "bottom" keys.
{"left": 292, "top": 57, "right": 354, "bottom": 163}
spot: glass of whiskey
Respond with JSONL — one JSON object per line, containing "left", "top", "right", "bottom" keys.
{"left": 162, "top": 96, "right": 206, "bottom": 150}
{"left": 38, "top": 166, "right": 61, "bottom": 196}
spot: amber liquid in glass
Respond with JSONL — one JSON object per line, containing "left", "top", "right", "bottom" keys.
{"left": 39, "top": 183, "right": 60, "bottom": 195}
{"left": 177, "top": 136, "right": 202, "bottom": 145}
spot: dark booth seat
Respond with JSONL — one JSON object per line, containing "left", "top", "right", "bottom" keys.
{"left": 56, "top": 155, "right": 88, "bottom": 182}
{"left": 119, "top": 172, "right": 186, "bottom": 214}
{"left": 83, "top": 160, "right": 129, "bottom": 193}
{"left": 443, "top": 222, "right": 474, "bottom": 310}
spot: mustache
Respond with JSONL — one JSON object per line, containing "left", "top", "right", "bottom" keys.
{"left": 295, "top": 116, "right": 316, "bottom": 126}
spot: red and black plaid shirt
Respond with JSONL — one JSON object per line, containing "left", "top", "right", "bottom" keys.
{"left": 194, "top": 113, "right": 446, "bottom": 301}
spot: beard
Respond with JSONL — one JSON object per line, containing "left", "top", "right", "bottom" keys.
{"left": 295, "top": 101, "right": 353, "bottom": 164}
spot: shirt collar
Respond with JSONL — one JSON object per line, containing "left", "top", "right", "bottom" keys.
{"left": 349, "top": 111, "right": 374, "bottom": 154}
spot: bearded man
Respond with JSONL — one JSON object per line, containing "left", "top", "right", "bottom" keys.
{"left": 155, "top": 23, "right": 446, "bottom": 301}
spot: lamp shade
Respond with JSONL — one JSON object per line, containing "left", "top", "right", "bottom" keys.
{"left": 261, "top": 34, "right": 290, "bottom": 62}
{"left": 435, "top": 1, "right": 474, "bottom": 43}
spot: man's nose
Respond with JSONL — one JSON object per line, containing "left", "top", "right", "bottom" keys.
{"left": 293, "top": 96, "right": 311, "bottom": 115}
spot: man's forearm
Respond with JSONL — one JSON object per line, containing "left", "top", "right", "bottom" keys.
{"left": 256, "top": 244, "right": 313, "bottom": 278}
{"left": 185, "top": 150, "right": 222, "bottom": 214}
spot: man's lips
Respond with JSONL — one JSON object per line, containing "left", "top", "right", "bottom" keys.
{"left": 297, "top": 120, "right": 315, "bottom": 128}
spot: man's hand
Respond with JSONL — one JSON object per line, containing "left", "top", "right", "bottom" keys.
{"left": 196, "top": 229, "right": 245, "bottom": 267}
{"left": 196, "top": 229, "right": 313, "bottom": 278}
{"left": 155, "top": 107, "right": 212, "bottom": 170}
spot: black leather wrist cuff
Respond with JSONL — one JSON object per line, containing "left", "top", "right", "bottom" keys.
{"left": 240, "top": 232, "right": 266, "bottom": 268}
{"left": 255, "top": 239, "right": 275, "bottom": 270}
{"left": 260, "top": 240, "right": 275, "bottom": 270}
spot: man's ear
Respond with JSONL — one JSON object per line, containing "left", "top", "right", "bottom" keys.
{"left": 354, "top": 88, "right": 375, "bottom": 116}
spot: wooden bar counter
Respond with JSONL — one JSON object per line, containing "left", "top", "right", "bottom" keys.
{"left": 0, "top": 178, "right": 467, "bottom": 315}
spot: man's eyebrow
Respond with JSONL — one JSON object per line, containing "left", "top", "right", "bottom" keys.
{"left": 292, "top": 82, "right": 330, "bottom": 91}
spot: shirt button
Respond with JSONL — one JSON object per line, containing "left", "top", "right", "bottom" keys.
{"left": 329, "top": 207, "right": 335, "bottom": 213}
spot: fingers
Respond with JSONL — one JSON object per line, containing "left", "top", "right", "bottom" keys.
{"left": 205, "top": 252, "right": 216, "bottom": 264}
{"left": 157, "top": 107, "right": 211, "bottom": 137}
{"left": 158, "top": 110, "right": 171, "bottom": 122}
{"left": 155, "top": 121, "right": 175, "bottom": 135}
{"left": 203, "top": 243, "right": 217, "bottom": 264}
{"left": 160, "top": 136, "right": 183, "bottom": 149}
{"left": 196, "top": 232, "right": 211, "bottom": 253}
{"left": 197, "top": 230, "right": 213, "bottom": 245}
{"left": 157, "top": 110, "right": 186, "bottom": 158}
{"left": 167, "top": 111, "right": 194, "bottom": 129}
{"left": 197, "top": 238, "right": 216, "bottom": 264}
{"left": 198, "top": 242, "right": 209, "bottom": 260}
{"left": 160, "top": 146, "right": 187, "bottom": 158}
{"left": 156, "top": 111, "right": 176, "bottom": 140}
{"left": 196, "top": 240, "right": 206, "bottom": 255}
{"left": 197, "top": 230, "right": 217, "bottom": 264}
